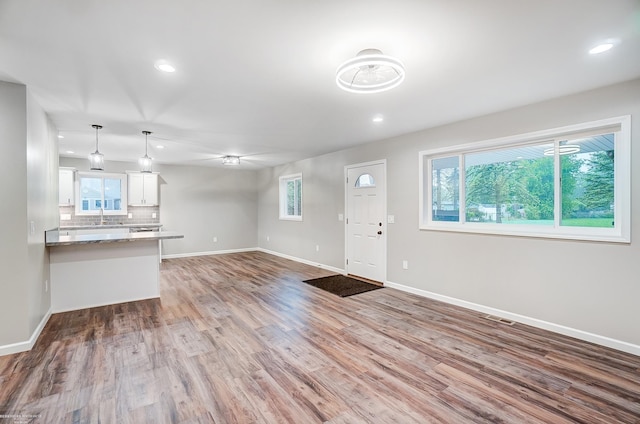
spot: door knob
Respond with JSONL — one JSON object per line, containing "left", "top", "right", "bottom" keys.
{"left": 377, "top": 230, "right": 382, "bottom": 235}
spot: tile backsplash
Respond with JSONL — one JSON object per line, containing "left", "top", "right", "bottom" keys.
{"left": 59, "top": 205, "right": 160, "bottom": 227}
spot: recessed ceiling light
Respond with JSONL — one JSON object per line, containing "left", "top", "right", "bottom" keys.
{"left": 58, "top": 134, "right": 64, "bottom": 139}
{"left": 154, "top": 60, "right": 176, "bottom": 73}
{"left": 588, "top": 39, "right": 619, "bottom": 55}
{"left": 66, "top": 150, "right": 74, "bottom": 154}
{"left": 372, "top": 115, "right": 384, "bottom": 123}
{"left": 156, "top": 145, "right": 165, "bottom": 149}
{"left": 589, "top": 43, "right": 614, "bottom": 55}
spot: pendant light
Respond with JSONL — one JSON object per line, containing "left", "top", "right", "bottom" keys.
{"left": 88, "top": 124, "right": 104, "bottom": 170}
{"left": 139, "top": 131, "right": 153, "bottom": 173}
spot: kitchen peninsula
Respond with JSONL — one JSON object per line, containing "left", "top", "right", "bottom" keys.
{"left": 46, "top": 227, "right": 183, "bottom": 312}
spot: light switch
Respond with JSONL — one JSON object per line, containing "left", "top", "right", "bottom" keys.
{"left": 387, "top": 215, "right": 395, "bottom": 224}
{"left": 152, "top": 212, "right": 157, "bottom": 219}
{"left": 338, "top": 213, "right": 344, "bottom": 221}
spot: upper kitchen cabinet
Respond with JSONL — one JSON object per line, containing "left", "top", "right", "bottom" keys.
{"left": 59, "top": 167, "right": 75, "bottom": 205}
{"left": 127, "top": 172, "right": 159, "bottom": 206}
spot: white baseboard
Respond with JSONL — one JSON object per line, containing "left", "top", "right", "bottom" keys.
{"left": 0, "top": 308, "right": 52, "bottom": 357}
{"left": 162, "top": 247, "right": 257, "bottom": 259}
{"left": 385, "top": 280, "right": 640, "bottom": 357}
{"left": 256, "top": 248, "right": 345, "bottom": 275}
{"left": 163, "top": 247, "right": 345, "bottom": 275}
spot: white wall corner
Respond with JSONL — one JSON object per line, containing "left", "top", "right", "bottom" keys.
{"left": 0, "top": 308, "right": 51, "bottom": 357}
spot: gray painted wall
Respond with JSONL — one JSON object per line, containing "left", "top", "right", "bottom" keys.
{"left": 59, "top": 158, "right": 259, "bottom": 256}
{"left": 0, "top": 81, "right": 57, "bottom": 347}
{"left": 257, "top": 78, "right": 640, "bottom": 347}
{"left": 26, "top": 91, "right": 58, "bottom": 335}
{"left": 157, "top": 163, "right": 258, "bottom": 255}
{"left": 0, "top": 82, "right": 29, "bottom": 345}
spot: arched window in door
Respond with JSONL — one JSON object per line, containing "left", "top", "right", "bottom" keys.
{"left": 355, "top": 173, "right": 376, "bottom": 188}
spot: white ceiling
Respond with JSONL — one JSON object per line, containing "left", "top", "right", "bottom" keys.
{"left": 1, "top": 0, "right": 639, "bottom": 169}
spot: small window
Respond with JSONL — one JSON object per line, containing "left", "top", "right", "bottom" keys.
{"left": 76, "top": 172, "right": 127, "bottom": 216}
{"left": 355, "top": 173, "right": 376, "bottom": 188}
{"left": 279, "top": 173, "right": 302, "bottom": 221}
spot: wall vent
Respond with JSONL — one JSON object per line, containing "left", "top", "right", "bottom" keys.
{"left": 484, "top": 315, "right": 515, "bottom": 326}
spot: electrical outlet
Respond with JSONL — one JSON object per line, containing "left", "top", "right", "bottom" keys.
{"left": 128, "top": 213, "right": 133, "bottom": 219}
{"left": 213, "top": 237, "right": 218, "bottom": 242}
{"left": 152, "top": 212, "right": 157, "bottom": 219}
{"left": 387, "top": 215, "right": 395, "bottom": 224}
{"left": 402, "top": 260, "right": 409, "bottom": 270}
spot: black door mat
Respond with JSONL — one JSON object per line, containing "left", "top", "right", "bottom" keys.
{"left": 303, "top": 275, "right": 383, "bottom": 297}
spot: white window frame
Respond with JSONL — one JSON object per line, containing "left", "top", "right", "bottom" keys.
{"left": 419, "top": 116, "right": 631, "bottom": 243}
{"left": 75, "top": 171, "right": 128, "bottom": 216}
{"left": 279, "top": 173, "right": 303, "bottom": 221}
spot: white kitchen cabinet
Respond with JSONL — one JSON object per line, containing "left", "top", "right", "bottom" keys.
{"left": 127, "top": 172, "right": 159, "bottom": 205}
{"left": 59, "top": 167, "right": 75, "bottom": 205}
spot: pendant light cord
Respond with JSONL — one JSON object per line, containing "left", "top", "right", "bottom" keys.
{"left": 91, "top": 124, "right": 103, "bottom": 153}
{"left": 142, "top": 131, "right": 152, "bottom": 157}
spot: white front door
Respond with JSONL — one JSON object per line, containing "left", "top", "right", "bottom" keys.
{"left": 346, "top": 161, "right": 386, "bottom": 283}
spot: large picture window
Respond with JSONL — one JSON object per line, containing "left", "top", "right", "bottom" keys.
{"left": 75, "top": 172, "right": 128, "bottom": 216}
{"left": 420, "top": 116, "right": 630, "bottom": 242}
{"left": 279, "top": 173, "right": 302, "bottom": 221}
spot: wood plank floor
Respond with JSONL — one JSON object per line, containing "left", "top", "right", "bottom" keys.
{"left": 1, "top": 251, "right": 639, "bottom": 423}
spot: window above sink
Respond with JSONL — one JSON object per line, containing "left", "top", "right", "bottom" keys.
{"left": 75, "top": 172, "right": 128, "bottom": 216}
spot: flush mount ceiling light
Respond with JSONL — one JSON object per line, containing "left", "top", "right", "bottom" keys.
{"left": 139, "top": 131, "right": 153, "bottom": 173}
{"left": 372, "top": 114, "right": 384, "bottom": 123}
{"left": 336, "top": 49, "right": 405, "bottom": 94}
{"left": 543, "top": 141, "right": 581, "bottom": 156}
{"left": 222, "top": 155, "right": 240, "bottom": 166}
{"left": 88, "top": 124, "right": 104, "bottom": 170}
{"left": 154, "top": 59, "right": 176, "bottom": 73}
